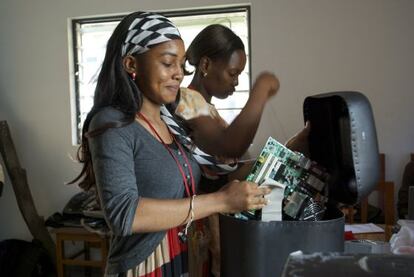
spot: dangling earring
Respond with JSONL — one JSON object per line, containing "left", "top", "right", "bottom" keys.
{"left": 202, "top": 72, "right": 207, "bottom": 77}
{"left": 131, "top": 72, "right": 136, "bottom": 81}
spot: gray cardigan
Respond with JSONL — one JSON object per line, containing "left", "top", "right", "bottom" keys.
{"left": 89, "top": 107, "right": 201, "bottom": 274}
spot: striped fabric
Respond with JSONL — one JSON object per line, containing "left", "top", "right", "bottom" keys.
{"left": 125, "top": 228, "right": 188, "bottom": 277}
{"left": 121, "top": 12, "right": 181, "bottom": 57}
{"left": 160, "top": 104, "right": 238, "bottom": 179}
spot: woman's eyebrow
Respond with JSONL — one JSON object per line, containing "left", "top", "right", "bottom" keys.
{"left": 159, "top": 51, "right": 185, "bottom": 59}
{"left": 161, "top": 51, "right": 177, "bottom": 57}
{"left": 160, "top": 50, "right": 184, "bottom": 57}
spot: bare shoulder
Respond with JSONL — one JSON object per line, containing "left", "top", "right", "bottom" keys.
{"left": 175, "top": 87, "right": 211, "bottom": 120}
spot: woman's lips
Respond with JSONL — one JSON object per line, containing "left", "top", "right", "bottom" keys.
{"left": 166, "top": 85, "right": 179, "bottom": 93}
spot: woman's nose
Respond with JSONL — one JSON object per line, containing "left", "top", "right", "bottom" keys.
{"left": 174, "top": 65, "right": 184, "bottom": 81}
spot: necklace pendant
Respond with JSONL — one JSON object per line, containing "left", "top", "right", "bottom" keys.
{"left": 178, "top": 230, "right": 188, "bottom": 243}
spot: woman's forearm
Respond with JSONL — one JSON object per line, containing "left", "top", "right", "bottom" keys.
{"left": 131, "top": 191, "right": 226, "bottom": 233}
{"left": 189, "top": 72, "right": 278, "bottom": 158}
{"left": 190, "top": 90, "right": 268, "bottom": 158}
{"left": 131, "top": 180, "right": 271, "bottom": 233}
{"left": 215, "top": 93, "right": 268, "bottom": 156}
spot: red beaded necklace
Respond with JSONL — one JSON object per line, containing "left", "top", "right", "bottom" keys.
{"left": 137, "top": 112, "right": 196, "bottom": 197}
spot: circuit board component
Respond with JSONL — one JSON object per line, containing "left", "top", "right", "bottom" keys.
{"left": 245, "top": 137, "right": 329, "bottom": 221}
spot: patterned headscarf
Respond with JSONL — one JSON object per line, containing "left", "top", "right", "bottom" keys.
{"left": 121, "top": 12, "right": 181, "bottom": 57}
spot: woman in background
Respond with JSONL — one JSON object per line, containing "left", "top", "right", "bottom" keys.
{"left": 72, "top": 12, "right": 270, "bottom": 277}
{"left": 162, "top": 24, "right": 279, "bottom": 181}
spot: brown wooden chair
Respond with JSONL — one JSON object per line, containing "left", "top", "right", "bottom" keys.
{"left": 343, "top": 154, "right": 382, "bottom": 224}
{"left": 343, "top": 154, "right": 395, "bottom": 225}
{"left": 360, "top": 154, "right": 395, "bottom": 224}
{"left": 54, "top": 227, "right": 109, "bottom": 277}
{"left": 359, "top": 153, "right": 395, "bottom": 240}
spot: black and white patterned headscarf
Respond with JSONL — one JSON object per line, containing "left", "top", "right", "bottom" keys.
{"left": 121, "top": 12, "right": 181, "bottom": 57}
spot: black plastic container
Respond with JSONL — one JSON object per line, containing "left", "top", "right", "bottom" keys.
{"left": 219, "top": 91, "right": 380, "bottom": 277}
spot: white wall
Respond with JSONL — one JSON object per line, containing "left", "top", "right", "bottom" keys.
{"left": 0, "top": 0, "right": 413, "bottom": 240}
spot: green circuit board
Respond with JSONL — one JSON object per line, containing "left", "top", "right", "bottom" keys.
{"left": 244, "top": 137, "right": 329, "bottom": 220}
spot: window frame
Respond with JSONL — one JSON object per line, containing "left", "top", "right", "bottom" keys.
{"left": 70, "top": 5, "right": 251, "bottom": 144}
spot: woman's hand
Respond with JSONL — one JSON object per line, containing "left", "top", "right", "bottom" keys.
{"left": 251, "top": 72, "right": 280, "bottom": 100}
{"left": 218, "top": 180, "right": 271, "bottom": 213}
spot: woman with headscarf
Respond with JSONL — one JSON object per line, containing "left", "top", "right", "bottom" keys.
{"left": 72, "top": 11, "right": 270, "bottom": 277}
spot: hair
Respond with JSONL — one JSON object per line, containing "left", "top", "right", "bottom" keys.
{"left": 70, "top": 12, "right": 153, "bottom": 190}
{"left": 186, "top": 24, "right": 245, "bottom": 67}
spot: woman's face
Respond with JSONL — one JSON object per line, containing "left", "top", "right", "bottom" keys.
{"left": 204, "top": 49, "right": 246, "bottom": 99}
{"left": 135, "top": 39, "right": 186, "bottom": 104}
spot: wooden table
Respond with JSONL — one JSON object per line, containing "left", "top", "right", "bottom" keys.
{"left": 352, "top": 224, "right": 393, "bottom": 242}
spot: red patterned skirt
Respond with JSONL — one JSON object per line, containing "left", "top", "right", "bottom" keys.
{"left": 124, "top": 226, "right": 210, "bottom": 277}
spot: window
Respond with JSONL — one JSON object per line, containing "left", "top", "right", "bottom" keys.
{"left": 70, "top": 6, "right": 250, "bottom": 144}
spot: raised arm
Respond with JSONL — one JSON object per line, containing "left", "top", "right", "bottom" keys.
{"left": 187, "top": 72, "right": 279, "bottom": 158}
